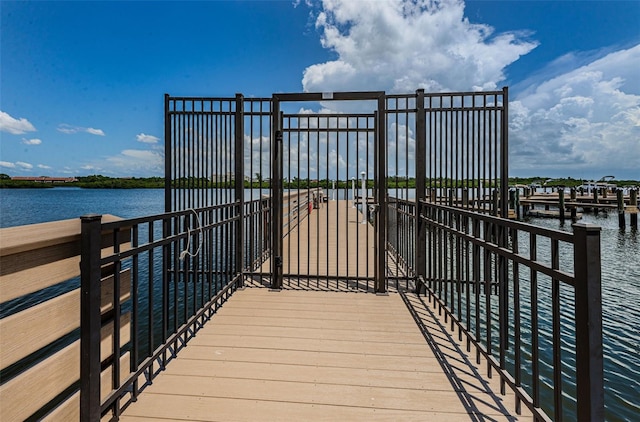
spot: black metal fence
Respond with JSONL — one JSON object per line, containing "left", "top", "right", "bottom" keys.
{"left": 79, "top": 198, "right": 270, "bottom": 420}
{"left": 389, "top": 197, "right": 603, "bottom": 421}
{"left": 76, "top": 89, "right": 602, "bottom": 421}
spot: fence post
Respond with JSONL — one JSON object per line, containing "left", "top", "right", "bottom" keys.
{"left": 235, "top": 93, "right": 245, "bottom": 285}
{"left": 164, "top": 94, "right": 172, "bottom": 213}
{"left": 80, "top": 214, "right": 103, "bottom": 422}
{"left": 415, "top": 89, "right": 426, "bottom": 292}
{"left": 572, "top": 223, "right": 604, "bottom": 422}
{"left": 374, "top": 94, "right": 388, "bottom": 294}
{"left": 271, "top": 96, "right": 283, "bottom": 289}
{"left": 500, "top": 86, "right": 509, "bottom": 219}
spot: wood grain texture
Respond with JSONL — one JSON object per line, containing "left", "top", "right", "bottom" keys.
{"left": 0, "top": 214, "right": 129, "bottom": 302}
{"left": 0, "top": 289, "right": 80, "bottom": 370}
{"left": 0, "top": 341, "right": 79, "bottom": 422}
{"left": 41, "top": 391, "right": 79, "bottom": 422}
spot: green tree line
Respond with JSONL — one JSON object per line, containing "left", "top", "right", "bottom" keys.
{"left": 1, "top": 173, "right": 637, "bottom": 190}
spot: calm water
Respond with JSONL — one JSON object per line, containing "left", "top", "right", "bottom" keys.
{"left": 1, "top": 188, "right": 638, "bottom": 420}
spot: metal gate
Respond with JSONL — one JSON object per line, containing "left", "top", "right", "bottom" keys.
{"left": 270, "top": 92, "right": 387, "bottom": 292}
{"left": 164, "top": 88, "right": 509, "bottom": 293}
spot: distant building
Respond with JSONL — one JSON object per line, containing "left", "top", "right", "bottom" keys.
{"left": 210, "top": 173, "right": 235, "bottom": 183}
{"left": 11, "top": 176, "right": 78, "bottom": 183}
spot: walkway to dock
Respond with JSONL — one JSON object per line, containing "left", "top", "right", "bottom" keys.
{"left": 262, "top": 199, "right": 377, "bottom": 281}
{"left": 118, "top": 198, "right": 528, "bottom": 421}
{"left": 256, "top": 199, "right": 406, "bottom": 289}
{"left": 120, "top": 288, "right": 527, "bottom": 421}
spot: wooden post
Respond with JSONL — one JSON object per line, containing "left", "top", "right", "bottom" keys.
{"left": 631, "top": 189, "right": 638, "bottom": 229}
{"left": 462, "top": 188, "right": 469, "bottom": 207}
{"left": 593, "top": 188, "right": 599, "bottom": 215}
{"left": 509, "top": 189, "right": 515, "bottom": 212}
{"left": 558, "top": 189, "right": 565, "bottom": 222}
{"left": 617, "top": 189, "right": 625, "bottom": 229}
{"left": 515, "top": 189, "right": 521, "bottom": 220}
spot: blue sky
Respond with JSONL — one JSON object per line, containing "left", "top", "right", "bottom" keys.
{"left": 1, "top": 0, "right": 639, "bottom": 180}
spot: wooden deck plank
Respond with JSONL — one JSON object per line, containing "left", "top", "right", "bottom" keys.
{"left": 119, "top": 288, "right": 529, "bottom": 421}
{"left": 120, "top": 395, "right": 515, "bottom": 422}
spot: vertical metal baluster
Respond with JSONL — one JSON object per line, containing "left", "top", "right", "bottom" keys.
{"left": 484, "top": 220, "right": 492, "bottom": 375}
{"left": 131, "top": 224, "right": 139, "bottom": 401}
{"left": 551, "top": 238, "right": 563, "bottom": 421}
{"left": 512, "top": 227, "right": 522, "bottom": 414}
{"left": 307, "top": 116, "right": 311, "bottom": 288}
{"left": 473, "top": 217, "right": 481, "bottom": 364}
{"left": 530, "top": 234, "right": 540, "bottom": 410}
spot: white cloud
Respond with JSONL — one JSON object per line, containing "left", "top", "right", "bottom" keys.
{"left": 104, "top": 149, "right": 164, "bottom": 175}
{"left": 22, "top": 138, "right": 42, "bottom": 145}
{"left": 57, "top": 124, "right": 78, "bottom": 134}
{"left": 0, "top": 111, "right": 36, "bottom": 134}
{"left": 16, "top": 161, "right": 33, "bottom": 170}
{"left": 38, "top": 164, "right": 52, "bottom": 169}
{"left": 509, "top": 44, "right": 640, "bottom": 179}
{"left": 0, "top": 161, "right": 33, "bottom": 170}
{"left": 58, "top": 124, "right": 105, "bottom": 136}
{"left": 86, "top": 128, "right": 105, "bottom": 136}
{"left": 302, "top": 0, "right": 537, "bottom": 94}
{"left": 136, "top": 133, "right": 160, "bottom": 144}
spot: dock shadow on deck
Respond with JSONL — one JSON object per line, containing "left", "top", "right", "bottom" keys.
{"left": 119, "top": 287, "right": 528, "bottom": 421}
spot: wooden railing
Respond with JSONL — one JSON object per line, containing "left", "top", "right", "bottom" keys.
{"left": 0, "top": 216, "right": 130, "bottom": 421}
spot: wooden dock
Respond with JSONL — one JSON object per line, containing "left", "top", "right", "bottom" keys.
{"left": 118, "top": 200, "right": 529, "bottom": 421}
{"left": 119, "top": 288, "right": 528, "bottom": 421}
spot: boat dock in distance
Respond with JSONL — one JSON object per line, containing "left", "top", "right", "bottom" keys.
{"left": 515, "top": 186, "right": 638, "bottom": 228}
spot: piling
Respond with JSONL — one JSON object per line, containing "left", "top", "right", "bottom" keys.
{"left": 509, "top": 189, "right": 516, "bottom": 215}
{"left": 617, "top": 189, "right": 625, "bottom": 229}
{"left": 462, "top": 188, "right": 469, "bottom": 208}
{"left": 569, "top": 188, "right": 577, "bottom": 221}
{"left": 593, "top": 189, "right": 599, "bottom": 215}
{"left": 559, "top": 189, "right": 566, "bottom": 222}
{"left": 630, "top": 189, "right": 638, "bottom": 229}
{"left": 515, "top": 189, "right": 521, "bottom": 220}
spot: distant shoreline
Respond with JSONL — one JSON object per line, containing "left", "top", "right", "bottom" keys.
{"left": 1, "top": 174, "right": 638, "bottom": 190}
